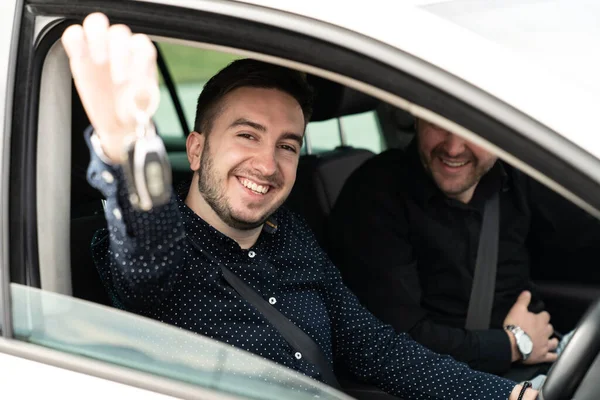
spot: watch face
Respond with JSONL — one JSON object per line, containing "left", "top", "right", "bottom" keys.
{"left": 519, "top": 333, "right": 534, "bottom": 355}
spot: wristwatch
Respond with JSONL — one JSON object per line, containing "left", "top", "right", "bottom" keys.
{"left": 505, "top": 325, "right": 534, "bottom": 361}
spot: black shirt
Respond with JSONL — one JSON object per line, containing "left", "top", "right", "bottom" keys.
{"left": 328, "top": 140, "right": 600, "bottom": 374}
{"left": 86, "top": 131, "right": 516, "bottom": 399}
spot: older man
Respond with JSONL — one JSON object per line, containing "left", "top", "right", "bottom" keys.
{"left": 329, "top": 118, "right": 588, "bottom": 383}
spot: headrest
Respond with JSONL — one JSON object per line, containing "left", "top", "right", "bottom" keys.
{"left": 392, "top": 106, "right": 416, "bottom": 131}
{"left": 307, "top": 75, "right": 379, "bottom": 122}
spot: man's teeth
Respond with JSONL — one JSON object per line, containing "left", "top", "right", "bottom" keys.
{"left": 442, "top": 160, "right": 468, "bottom": 167}
{"left": 241, "top": 178, "right": 269, "bottom": 194}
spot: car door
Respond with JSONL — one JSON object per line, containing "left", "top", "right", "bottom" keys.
{"left": 0, "top": 1, "right": 355, "bottom": 398}
{"left": 3, "top": 0, "right": 600, "bottom": 399}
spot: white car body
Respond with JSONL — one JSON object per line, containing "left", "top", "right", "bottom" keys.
{"left": 1, "top": 0, "right": 599, "bottom": 399}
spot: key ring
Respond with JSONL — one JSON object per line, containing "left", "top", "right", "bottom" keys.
{"left": 125, "top": 83, "right": 160, "bottom": 138}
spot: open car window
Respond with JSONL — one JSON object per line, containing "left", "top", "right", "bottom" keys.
{"left": 155, "top": 43, "right": 386, "bottom": 156}
{"left": 155, "top": 43, "right": 240, "bottom": 141}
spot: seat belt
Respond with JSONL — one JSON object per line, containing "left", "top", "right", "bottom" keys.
{"left": 465, "top": 191, "right": 500, "bottom": 331}
{"left": 186, "top": 236, "right": 341, "bottom": 389}
{"left": 219, "top": 265, "right": 342, "bottom": 389}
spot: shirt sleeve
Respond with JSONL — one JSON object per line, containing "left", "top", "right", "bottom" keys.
{"left": 85, "top": 127, "right": 186, "bottom": 310}
{"left": 304, "top": 222, "right": 517, "bottom": 399}
{"left": 327, "top": 165, "right": 513, "bottom": 374}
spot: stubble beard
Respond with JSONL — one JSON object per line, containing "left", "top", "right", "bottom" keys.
{"left": 196, "top": 139, "right": 281, "bottom": 230}
{"left": 421, "top": 146, "right": 493, "bottom": 198}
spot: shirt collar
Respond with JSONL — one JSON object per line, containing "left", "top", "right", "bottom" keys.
{"left": 405, "top": 139, "right": 509, "bottom": 209}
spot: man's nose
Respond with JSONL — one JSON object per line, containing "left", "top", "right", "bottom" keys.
{"left": 253, "top": 147, "right": 278, "bottom": 177}
{"left": 442, "top": 133, "right": 467, "bottom": 157}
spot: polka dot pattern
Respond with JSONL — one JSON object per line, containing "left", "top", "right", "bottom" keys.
{"left": 86, "top": 142, "right": 516, "bottom": 399}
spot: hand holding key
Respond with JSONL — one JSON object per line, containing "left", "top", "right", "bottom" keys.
{"left": 63, "top": 13, "right": 171, "bottom": 210}
{"left": 62, "top": 12, "right": 159, "bottom": 163}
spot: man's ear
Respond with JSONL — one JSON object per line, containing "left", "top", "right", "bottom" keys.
{"left": 186, "top": 131, "right": 205, "bottom": 172}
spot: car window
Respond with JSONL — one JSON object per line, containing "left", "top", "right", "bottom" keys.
{"left": 11, "top": 283, "right": 349, "bottom": 400}
{"left": 155, "top": 43, "right": 240, "bottom": 140}
{"left": 304, "top": 111, "right": 384, "bottom": 155}
{"left": 154, "top": 42, "right": 384, "bottom": 156}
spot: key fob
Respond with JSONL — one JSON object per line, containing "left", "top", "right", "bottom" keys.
{"left": 122, "top": 133, "right": 172, "bottom": 211}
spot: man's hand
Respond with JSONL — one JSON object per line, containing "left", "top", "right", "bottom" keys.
{"left": 509, "top": 385, "right": 538, "bottom": 400}
{"left": 504, "top": 290, "right": 558, "bottom": 364}
{"left": 61, "top": 13, "right": 159, "bottom": 163}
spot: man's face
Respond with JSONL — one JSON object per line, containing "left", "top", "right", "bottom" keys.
{"left": 417, "top": 119, "right": 497, "bottom": 201}
{"left": 189, "top": 87, "right": 305, "bottom": 230}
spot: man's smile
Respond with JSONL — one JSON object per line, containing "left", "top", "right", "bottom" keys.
{"left": 237, "top": 176, "right": 271, "bottom": 195}
{"left": 436, "top": 156, "right": 472, "bottom": 173}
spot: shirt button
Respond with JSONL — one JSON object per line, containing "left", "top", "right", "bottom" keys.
{"left": 294, "top": 352, "right": 302, "bottom": 360}
{"left": 269, "top": 297, "right": 277, "bottom": 305}
{"left": 101, "top": 171, "right": 114, "bottom": 184}
{"left": 248, "top": 251, "right": 256, "bottom": 258}
{"left": 112, "top": 208, "right": 122, "bottom": 220}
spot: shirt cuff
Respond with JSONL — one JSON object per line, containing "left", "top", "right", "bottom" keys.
{"left": 473, "top": 328, "right": 513, "bottom": 374}
{"left": 89, "top": 129, "right": 119, "bottom": 165}
{"left": 84, "top": 125, "right": 122, "bottom": 199}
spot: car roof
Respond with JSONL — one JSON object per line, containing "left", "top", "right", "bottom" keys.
{"left": 219, "top": 0, "right": 600, "bottom": 158}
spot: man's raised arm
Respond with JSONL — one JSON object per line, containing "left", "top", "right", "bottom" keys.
{"left": 63, "top": 14, "right": 185, "bottom": 309}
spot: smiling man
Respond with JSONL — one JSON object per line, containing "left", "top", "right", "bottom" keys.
{"left": 329, "top": 118, "right": 594, "bottom": 382}
{"left": 184, "top": 79, "right": 308, "bottom": 248}
{"left": 64, "top": 13, "right": 537, "bottom": 400}
{"left": 417, "top": 119, "right": 497, "bottom": 204}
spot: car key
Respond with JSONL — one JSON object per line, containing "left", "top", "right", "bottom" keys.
{"left": 121, "top": 85, "right": 172, "bottom": 211}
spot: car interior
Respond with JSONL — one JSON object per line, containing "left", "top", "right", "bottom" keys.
{"left": 67, "top": 43, "right": 413, "bottom": 399}
{"left": 68, "top": 51, "right": 396, "bottom": 308}
{"left": 61, "top": 39, "right": 600, "bottom": 399}
{"left": 70, "top": 41, "right": 600, "bottom": 322}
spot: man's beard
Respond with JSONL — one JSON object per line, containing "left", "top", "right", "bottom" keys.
{"left": 197, "top": 139, "right": 283, "bottom": 230}
{"left": 421, "top": 145, "right": 494, "bottom": 198}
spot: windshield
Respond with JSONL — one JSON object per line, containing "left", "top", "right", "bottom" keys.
{"left": 11, "top": 284, "right": 351, "bottom": 400}
{"left": 421, "top": 0, "right": 600, "bottom": 94}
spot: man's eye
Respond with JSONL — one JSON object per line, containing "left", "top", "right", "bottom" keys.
{"left": 279, "top": 144, "right": 297, "bottom": 153}
{"left": 238, "top": 133, "right": 256, "bottom": 140}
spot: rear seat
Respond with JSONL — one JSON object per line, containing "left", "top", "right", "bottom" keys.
{"left": 285, "top": 146, "right": 374, "bottom": 245}
{"left": 283, "top": 75, "right": 379, "bottom": 246}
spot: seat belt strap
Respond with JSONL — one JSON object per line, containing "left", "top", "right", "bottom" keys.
{"left": 465, "top": 191, "right": 500, "bottom": 331}
{"left": 219, "top": 264, "right": 342, "bottom": 389}
{"left": 186, "top": 235, "right": 340, "bottom": 389}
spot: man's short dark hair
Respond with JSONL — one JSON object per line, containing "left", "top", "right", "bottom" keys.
{"left": 193, "top": 59, "right": 314, "bottom": 134}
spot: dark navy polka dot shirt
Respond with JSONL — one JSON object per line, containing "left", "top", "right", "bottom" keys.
{"left": 86, "top": 132, "right": 516, "bottom": 399}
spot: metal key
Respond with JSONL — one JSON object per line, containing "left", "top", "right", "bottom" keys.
{"left": 121, "top": 85, "right": 172, "bottom": 211}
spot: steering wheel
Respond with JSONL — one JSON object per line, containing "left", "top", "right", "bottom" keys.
{"left": 539, "top": 298, "right": 600, "bottom": 400}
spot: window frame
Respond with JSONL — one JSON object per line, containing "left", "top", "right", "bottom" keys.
{"left": 0, "top": 0, "right": 24, "bottom": 338}
{"left": 4, "top": 0, "right": 600, "bottom": 396}
{"left": 155, "top": 42, "right": 190, "bottom": 147}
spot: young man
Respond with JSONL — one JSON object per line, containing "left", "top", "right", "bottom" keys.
{"left": 329, "top": 118, "right": 588, "bottom": 381}
{"left": 62, "top": 13, "right": 537, "bottom": 400}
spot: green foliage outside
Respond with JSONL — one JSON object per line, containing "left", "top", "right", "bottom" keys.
{"left": 158, "top": 43, "right": 241, "bottom": 84}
